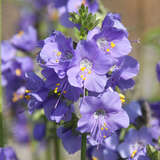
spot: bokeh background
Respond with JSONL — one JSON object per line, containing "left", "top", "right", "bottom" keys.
{"left": 2, "top": 0, "right": 160, "bottom": 159}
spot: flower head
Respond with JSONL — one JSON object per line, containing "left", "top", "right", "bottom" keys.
{"left": 42, "top": 68, "right": 82, "bottom": 101}
{"left": 106, "top": 56, "right": 139, "bottom": 91}
{"left": 40, "top": 31, "right": 74, "bottom": 78}
{"left": 78, "top": 90, "right": 129, "bottom": 144}
{"left": 0, "top": 147, "right": 19, "bottom": 160}
{"left": 87, "top": 133, "right": 119, "bottom": 160}
{"left": 118, "top": 127, "right": 152, "bottom": 159}
{"left": 11, "top": 26, "right": 37, "bottom": 52}
{"left": 1, "top": 41, "right": 16, "bottom": 62}
{"left": 57, "top": 126, "right": 81, "bottom": 154}
{"left": 67, "top": 40, "right": 115, "bottom": 92}
{"left": 102, "top": 12, "right": 128, "bottom": 37}
{"left": 33, "top": 122, "right": 46, "bottom": 141}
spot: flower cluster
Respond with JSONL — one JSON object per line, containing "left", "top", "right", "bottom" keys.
{"left": 24, "top": 8, "right": 140, "bottom": 155}
{"left": 2, "top": 0, "right": 160, "bottom": 160}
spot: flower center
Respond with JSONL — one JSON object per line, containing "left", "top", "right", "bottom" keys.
{"left": 91, "top": 111, "right": 109, "bottom": 143}
{"left": 94, "top": 109, "right": 106, "bottom": 118}
{"left": 17, "top": 31, "right": 24, "bottom": 37}
{"left": 97, "top": 38, "right": 116, "bottom": 53}
{"left": 15, "top": 69, "right": 22, "bottom": 76}
{"left": 80, "top": 58, "right": 92, "bottom": 80}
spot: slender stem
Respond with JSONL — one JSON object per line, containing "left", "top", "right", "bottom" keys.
{"left": 0, "top": 112, "right": 4, "bottom": 147}
{"left": 46, "top": 140, "right": 52, "bottom": 160}
{"left": 81, "top": 134, "right": 87, "bottom": 160}
{"left": 53, "top": 123, "right": 60, "bottom": 160}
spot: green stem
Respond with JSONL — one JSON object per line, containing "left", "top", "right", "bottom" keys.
{"left": 81, "top": 134, "right": 87, "bottom": 160}
{"left": 53, "top": 123, "right": 60, "bottom": 160}
{"left": 46, "top": 141, "right": 52, "bottom": 160}
{"left": 0, "top": 112, "right": 4, "bottom": 147}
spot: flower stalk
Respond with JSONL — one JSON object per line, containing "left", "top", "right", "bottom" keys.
{"left": 81, "top": 133, "right": 87, "bottom": 160}
{"left": 53, "top": 122, "right": 60, "bottom": 160}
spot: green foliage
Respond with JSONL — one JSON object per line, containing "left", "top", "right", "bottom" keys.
{"left": 69, "top": 4, "right": 100, "bottom": 40}
{"left": 147, "top": 144, "right": 160, "bottom": 160}
{"left": 143, "top": 27, "right": 160, "bottom": 53}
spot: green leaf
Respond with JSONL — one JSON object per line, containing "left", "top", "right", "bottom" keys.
{"left": 147, "top": 144, "right": 160, "bottom": 160}
{"left": 69, "top": 4, "right": 100, "bottom": 40}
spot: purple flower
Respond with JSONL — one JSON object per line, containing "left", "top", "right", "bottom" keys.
{"left": 42, "top": 68, "right": 82, "bottom": 101}
{"left": 87, "top": 12, "right": 132, "bottom": 59}
{"left": 107, "top": 56, "right": 139, "bottom": 91}
{"left": 118, "top": 127, "right": 152, "bottom": 159}
{"left": 128, "top": 147, "right": 150, "bottom": 160}
{"left": 87, "top": 27, "right": 132, "bottom": 58}
{"left": 57, "top": 126, "right": 81, "bottom": 154}
{"left": 149, "top": 118, "right": 160, "bottom": 140}
{"left": 25, "top": 72, "right": 48, "bottom": 113}
{"left": 67, "top": 0, "right": 99, "bottom": 13}
{"left": 19, "top": 9, "right": 37, "bottom": 30}
{"left": 67, "top": 40, "right": 115, "bottom": 92}
{"left": 2, "top": 57, "right": 33, "bottom": 87}
{"left": 40, "top": 31, "right": 74, "bottom": 78}
{"left": 33, "top": 122, "right": 46, "bottom": 141}
{"left": 77, "top": 90, "right": 129, "bottom": 144}
{"left": 149, "top": 102, "right": 160, "bottom": 120}
{"left": 124, "top": 101, "right": 142, "bottom": 123}
{"left": 0, "top": 147, "right": 18, "bottom": 160}
{"left": 11, "top": 26, "right": 37, "bottom": 52}
{"left": 12, "top": 113, "right": 30, "bottom": 144}
{"left": 53, "top": 0, "right": 68, "bottom": 8}
{"left": 156, "top": 62, "right": 160, "bottom": 82}
{"left": 43, "top": 97, "right": 72, "bottom": 123}
{"left": 1, "top": 41, "right": 16, "bottom": 62}
{"left": 102, "top": 12, "right": 128, "bottom": 37}
{"left": 2, "top": 55, "right": 33, "bottom": 108}
{"left": 88, "top": 133, "right": 119, "bottom": 160}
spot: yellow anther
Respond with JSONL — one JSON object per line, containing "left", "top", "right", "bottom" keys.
{"left": 56, "top": 83, "right": 60, "bottom": 86}
{"left": 92, "top": 157, "right": 98, "bottom": 160}
{"left": 25, "top": 90, "right": 31, "bottom": 93}
{"left": 17, "top": 31, "right": 24, "bottom": 37}
{"left": 80, "top": 75, "right": 86, "bottom": 80}
{"left": 63, "top": 90, "right": 66, "bottom": 94}
{"left": 131, "top": 150, "right": 137, "bottom": 158}
{"left": 15, "top": 69, "right": 22, "bottom": 76}
{"left": 105, "top": 127, "right": 108, "bottom": 130}
{"left": 101, "top": 127, "right": 104, "bottom": 131}
{"left": 119, "top": 93, "right": 125, "bottom": 103}
{"left": 25, "top": 95, "right": 31, "bottom": 100}
{"left": 119, "top": 93, "right": 125, "bottom": 99}
{"left": 106, "top": 48, "right": 110, "bottom": 52}
{"left": 104, "top": 122, "right": 107, "bottom": 127}
{"left": 56, "top": 59, "right": 59, "bottom": 63}
{"left": 12, "top": 93, "right": 24, "bottom": 102}
{"left": 103, "top": 135, "right": 106, "bottom": 138}
{"left": 111, "top": 42, "right": 116, "bottom": 48}
{"left": 80, "top": 67, "right": 86, "bottom": 71}
{"left": 56, "top": 51, "right": 62, "bottom": 56}
{"left": 88, "top": 70, "right": 91, "bottom": 74}
{"left": 120, "top": 98, "right": 125, "bottom": 103}
{"left": 58, "top": 93, "right": 60, "bottom": 96}
{"left": 54, "top": 87, "right": 58, "bottom": 93}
